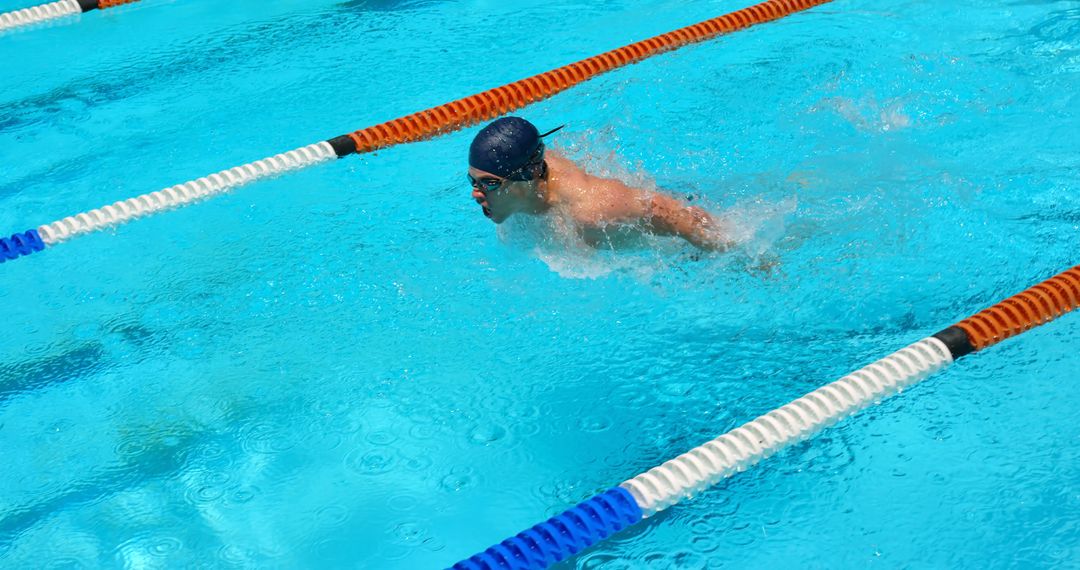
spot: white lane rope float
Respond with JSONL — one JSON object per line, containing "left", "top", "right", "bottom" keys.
{"left": 0, "top": 0, "right": 136, "bottom": 33}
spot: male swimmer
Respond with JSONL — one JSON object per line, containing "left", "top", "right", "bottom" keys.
{"left": 467, "top": 117, "right": 732, "bottom": 251}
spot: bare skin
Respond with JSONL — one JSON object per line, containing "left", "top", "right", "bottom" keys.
{"left": 469, "top": 152, "right": 732, "bottom": 251}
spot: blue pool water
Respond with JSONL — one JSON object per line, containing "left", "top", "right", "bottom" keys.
{"left": 2, "top": 0, "right": 1079, "bottom": 567}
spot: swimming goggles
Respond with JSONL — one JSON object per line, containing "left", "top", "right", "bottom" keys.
{"left": 467, "top": 173, "right": 506, "bottom": 193}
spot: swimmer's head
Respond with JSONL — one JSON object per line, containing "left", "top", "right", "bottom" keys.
{"left": 467, "top": 117, "right": 563, "bottom": 223}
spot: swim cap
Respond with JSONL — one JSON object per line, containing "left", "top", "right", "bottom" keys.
{"left": 468, "top": 117, "right": 562, "bottom": 179}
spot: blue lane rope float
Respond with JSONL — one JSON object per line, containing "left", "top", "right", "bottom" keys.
{"left": 452, "top": 488, "right": 642, "bottom": 570}
{"left": 0, "top": 0, "right": 834, "bottom": 264}
{"left": 0, "top": 229, "right": 45, "bottom": 263}
{"left": 448, "top": 265, "right": 1080, "bottom": 569}
{"left": 0, "top": 0, "right": 137, "bottom": 32}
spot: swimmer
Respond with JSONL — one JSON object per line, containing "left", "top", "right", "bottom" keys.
{"left": 467, "top": 117, "right": 732, "bottom": 251}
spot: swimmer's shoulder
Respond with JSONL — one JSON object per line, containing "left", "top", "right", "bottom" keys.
{"left": 546, "top": 153, "right": 595, "bottom": 190}
{"left": 545, "top": 152, "right": 581, "bottom": 175}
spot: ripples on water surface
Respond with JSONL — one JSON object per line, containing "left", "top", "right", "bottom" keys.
{"left": 0, "top": 0, "right": 1078, "bottom": 567}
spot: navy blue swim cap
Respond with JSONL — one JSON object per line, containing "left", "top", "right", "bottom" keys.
{"left": 469, "top": 117, "right": 561, "bottom": 178}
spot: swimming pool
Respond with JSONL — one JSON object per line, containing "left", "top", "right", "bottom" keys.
{"left": 2, "top": 0, "right": 1078, "bottom": 566}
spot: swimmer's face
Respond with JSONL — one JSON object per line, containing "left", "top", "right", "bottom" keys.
{"left": 467, "top": 167, "right": 528, "bottom": 224}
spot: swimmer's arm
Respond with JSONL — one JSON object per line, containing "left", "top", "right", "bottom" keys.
{"left": 587, "top": 176, "right": 732, "bottom": 251}
{"left": 641, "top": 192, "right": 732, "bottom": 252}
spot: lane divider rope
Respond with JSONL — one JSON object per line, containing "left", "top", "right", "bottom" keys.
{"left": 0, "top": 0, "right": 137, "bottom": 32}
{"left": 35, "top": 142, "right": 336, "bottom": 245}
{"left": 621, "top": 338, "right": 951, "bottom": 515}
{"left": 450, "top": 264, "right": 1080, "bottom": 569}
{"left": 1, "top": 0, "right": 833, "bottom": 264}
